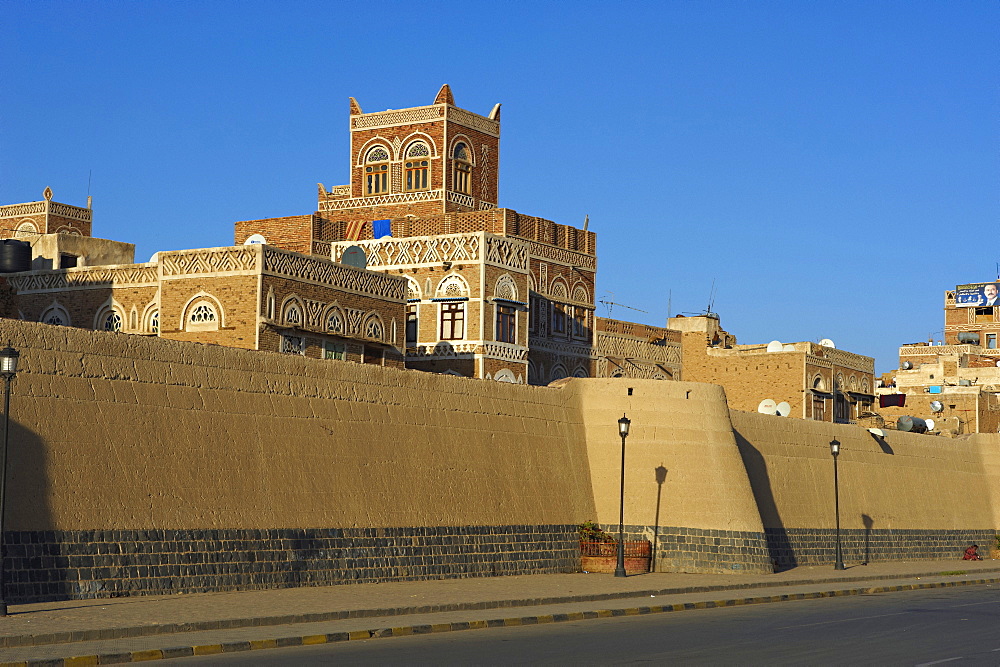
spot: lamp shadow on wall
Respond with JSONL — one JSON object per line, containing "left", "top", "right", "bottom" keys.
{"left": 6, "top": 417, "right": 55, "bottom": 604}
{"left": 651, "top": 465, "right": 667, "bottom": 571}
{"left": 861, "top": 513, "right": 874, "bottom": 565}
{"left": 869, "top": 431, "right": 894, "bottom": 455}
{"left": 733, "top": 429, "right": 796, "bottom": 571}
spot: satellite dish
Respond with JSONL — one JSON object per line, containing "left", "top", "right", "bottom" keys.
{"left": 996, "top": 360, "right": 1000, "bottom": 368}
{"left": 766, "top": 341, "right": 783, "bottom": 353}
{"left": 244, "top": 234, "right": 267, "bottom": 245}
{"left": 901, "top": 361, "right": 913, "bottom": 370}
{"left": 148, "top": 252, "right": 159, "bottom": 263}
{"left": 757, "top": 399, "right": 777, "bottom": 415}
{"left": 782, "top": 344, "right": 795, "bottom": 352}
{"left": 868, "top": 428, "right": 885, "bottom": 437}
{"left": 775, "top": 401, "right": 791, "bottom": 417}
{"left": 930, "top": 401, "right": 944, "bottom": 413}
{"left": 340, "top": 245, "right": 367, "bottom": 270}
{"left": 819, "top": 339, "right": 836, "bottom": 348}
{"left": 925, "top": 418, "right": 936, "bottom": 431}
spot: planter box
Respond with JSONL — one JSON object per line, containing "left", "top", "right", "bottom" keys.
{"left": 580, "top": 540, "right": 651, "bottom": 574}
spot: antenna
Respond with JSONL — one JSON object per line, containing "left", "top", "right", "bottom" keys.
{"left": 87, "top": 170, "right": 92, "bottom": 197}
{"left": 598, "top": 296, "right": 648, "bottom": 318}
{"left": 705, "top": 279, "right": 717, "bottom": 315}
{"left": 666, "top": 290, "right": 672, "bottom": 327}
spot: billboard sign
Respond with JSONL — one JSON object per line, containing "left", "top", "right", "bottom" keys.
{"left": 955, "top": 282, "right": 1000, "bottom": 308}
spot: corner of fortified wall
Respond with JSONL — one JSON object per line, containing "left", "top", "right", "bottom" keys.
{"left": 0, "top": 319, "right": 597, "bottom": 602}
{"left": 564, "top": 378, "right": 773, "bottom": 575}
{"left": 731, "top": 410, "right": 1000, "bottom": 568}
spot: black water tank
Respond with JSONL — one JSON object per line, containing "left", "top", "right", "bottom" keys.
{"left": 0, "top": 240, "right": 31, "bottom": 273}
{"left": 897, "top": 416, "right": 928, "bottom": 433}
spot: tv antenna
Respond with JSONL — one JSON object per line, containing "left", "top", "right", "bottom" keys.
{"left": 599, "top": 291, "right": 648, "bottom": 318}
{"left": 705, "top": 279, "right": 717, "bottom": 315}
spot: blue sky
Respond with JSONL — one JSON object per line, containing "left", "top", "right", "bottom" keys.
{"left": 2, "top": 1, "right": 997, "bottom": 373}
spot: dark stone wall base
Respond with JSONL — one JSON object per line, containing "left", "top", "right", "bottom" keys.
{"left": 1, "top": 525, "right": 580, "bottom": 604}
{"left": 603, "top": 524, "right": 774, "bottom": 575}
{"left": 765, "top": 528, "right": 996, "bottom": 568}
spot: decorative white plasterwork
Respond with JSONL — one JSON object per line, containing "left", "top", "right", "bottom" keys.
{"left": 0, "top": 202, "right": 45, "bottom": 218}
{"left": 160, "top": 247, "right": 258, "bottom": 277}
{"left": 48, "top": 202, "right": 92, "bottom": 223}
{"left": 446, "top": 107, "right": 500, "bottom": 137}
{"left": 482, "top": 342, "right": 528, "bottom": 362}
{"left": 320, "top": 190, "right": 442, "bottom": 212}
{"left": 8, "top": 265, "right": 158, "bottom": 293}
{"left": 263, "top": 247, "right": 405, "bottom": 301}
{"left": 527, "top": 241, "right": 596, "bottom": 271}
{"left": 351, "top": 106, "right": 445, "bottom": 131}
{"left": 446, "top": 191, "right": 475, "bottom": 208}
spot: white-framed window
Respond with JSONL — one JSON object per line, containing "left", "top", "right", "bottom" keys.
{"left": 182, "top": 295, "right": 222, "bottom": 332}
{"left": 440, "top": 302, "right": 465, "bottom": 340}
{"left": 496, "top": 304, "right": 515, "bottom": 344}
{"left": 406, "top": 304, "right": 418, "bottom": 346}
{"left": 281, "top": 334, "right": 306, "bottom": 355}
{"left": 324, "top": 341, "right": 346, "bottom": 360}
{"left": 365, "top": 146, "right": 390, "bottom": 195}
{"left": 150, "top": 310, "right": 159, "bottom": 334}
{"left": 404, "top": 142, "right": 430, "bottom": 191}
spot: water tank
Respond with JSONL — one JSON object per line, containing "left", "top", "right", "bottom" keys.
{"left": 0, "top": 240, "right": 31, "bottom": 273}
{"left": 897, "top": 416, "right": 928, "bottom": 433}
{"left": 958, "top": 332, "right": 981, "bottom": 345}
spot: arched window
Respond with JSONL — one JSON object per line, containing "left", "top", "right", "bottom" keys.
{"left": 15, "top": 221, "right": 38, "bottom": 237}
{"left": 364, "top": 315, "right": 384, "bottom": 341}
{"left": 453, "top": 142, "right": 471, "bottom": 194}
{"left": 404, "top": 142, "right": 430, "bottom": 191}
{"left": 327, "top": 307, "right": 344, "bottom": 334}
{"left": 183, "top": 295, "right": 222, "bottom": 332}
{"left": 103, "top": 310, "right": 123, "bottom": 332}
{"left": 40, "top": 303, "right": 70, "bottom": 327}
{"left": 150, "top": 310, "right": 159, "bottom": 334}
{"left": 283, "top": 303, "right": 302, "bottom": 327}
{"left": 365, "top": 146, "right": 390, "bottom": 195}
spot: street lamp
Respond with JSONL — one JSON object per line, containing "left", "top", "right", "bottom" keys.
{"left": 0, "top": 344, "right": 19, "bottom": 616}
{"left": 615, "top": 414, "right": 631, "bottom": 578}
{"left": 830, "top": 438, "right": 845, "bottom": 571}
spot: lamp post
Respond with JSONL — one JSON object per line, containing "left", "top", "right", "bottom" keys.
{"left": 831, "top": 438, "right": 845, "bottom": 571}
{"left": 0, "top": 345, "right": 18, "bottom": 616}
{"left": 614, "top": 414, "right": 631, "bottom": 578}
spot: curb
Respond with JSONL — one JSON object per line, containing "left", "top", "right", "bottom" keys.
{"left": 2, "top": 576, "right": 998, "bottom": 666}
{"left": 6, "top": 566, "right": 1000, "bottom": 651}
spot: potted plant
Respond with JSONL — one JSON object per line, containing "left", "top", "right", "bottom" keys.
{"left": 990, "top": 535, "right": 1000, "bottom": 560}
{"left": 578, "top": 521, "right": 651, "bottom": 574}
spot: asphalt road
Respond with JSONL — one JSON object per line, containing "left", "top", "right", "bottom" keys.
{"left": 171, "top": 584, "right": 1000, "bottom": 665}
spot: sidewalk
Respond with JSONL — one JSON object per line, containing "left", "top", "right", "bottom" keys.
{"left": 2, "top": 558, "right": 1000, "bottom": 665}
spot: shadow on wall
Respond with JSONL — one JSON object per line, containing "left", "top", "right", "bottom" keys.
{"left": 651, "top": 465, "right": 667, "bottom": 571}
{"left": 733, "top": 429, "right": 796, "bottom": 571}
{"left": 5, "top": 415, "right": 55, "bottom": 602}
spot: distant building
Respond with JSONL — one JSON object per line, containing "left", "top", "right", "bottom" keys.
{"left": 593, "top": 317, "right": 681, "bottom": 380}
{"left": 669, "top": 314, "right": 875, "bottom": 422}
{"left": 875, "top": 284, "right": 1000, "bottom": 434}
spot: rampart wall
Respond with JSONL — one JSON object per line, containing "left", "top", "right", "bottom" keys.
{"left": 0, "top": 319, "right": 998, "bottom": 601}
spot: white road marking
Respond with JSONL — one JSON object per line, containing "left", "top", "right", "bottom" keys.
{"left": 915, "top": 658, "right": 963, "bottom": 666}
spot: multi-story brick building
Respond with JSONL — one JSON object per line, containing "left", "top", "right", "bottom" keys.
{"left": 670, "top": 314, "right": 875, "bottom": 422}
{"left": 235, "top": 86, "right": 598, "bottom": 384}
{"left": 2, "top": 190, "right": 406, "bottom": 368}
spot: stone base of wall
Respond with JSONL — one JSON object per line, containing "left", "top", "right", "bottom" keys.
{"left": 764, "top": 528, "right": 996, "bottom": 569}
{"left": 606, "top": 524, "right": 774, "bottom": 575}
{"left": 2, "top": 525, "right": 580, "bottom": 603}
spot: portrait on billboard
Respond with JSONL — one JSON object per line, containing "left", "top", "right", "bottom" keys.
{"left": 956, "top": 282, "right": 1000, "bottom": 307}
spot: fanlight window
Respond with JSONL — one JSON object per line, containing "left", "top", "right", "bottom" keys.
{"left": 365, "top": 317, "right": 384, "bottom": 341}
{"left": 190, "top": 304, "right": 217, "bottom": 324}
{"left": 327, "top": 309, "right": 344, "bottom": 333}
{"left": 283, "top": 304, "right": 301, "bottom": 326}
{"left": 150, "top": 310, "right": 159, "bottom": 334}
{"left": 104, "top": 311, "right": 123, "bottom": 332}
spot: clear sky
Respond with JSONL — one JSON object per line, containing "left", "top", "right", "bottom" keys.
{"left": 2, "top": 1, "right": 997, "bottom": 373}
